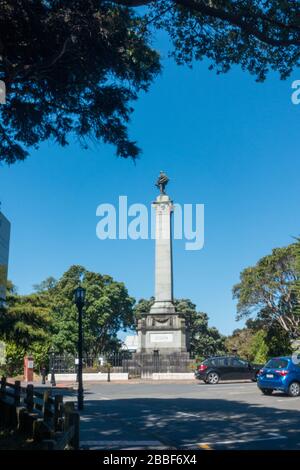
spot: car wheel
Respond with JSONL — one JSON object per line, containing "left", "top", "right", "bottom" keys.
{"left": 206, "top": 372, "right": 219, "bottom": 385}
{"left": 288, "top": 382, "right": 300, "bottom": 397}
{"left": 261, "top": 389, "right": 273, "bottom": 395}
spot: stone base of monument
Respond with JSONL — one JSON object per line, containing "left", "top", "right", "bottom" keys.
{"left": 125, "top": 352, "right": 194, "bottom": 379}
{"left": 137, "top": 312, "right": 189, "bottom": 353}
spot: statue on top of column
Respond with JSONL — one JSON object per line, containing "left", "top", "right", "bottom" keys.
{"left": 155, "top": 171, "right": 169, "bottom": 195}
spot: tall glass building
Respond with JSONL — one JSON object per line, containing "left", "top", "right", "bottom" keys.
{"left": 0, "top": 211, "right": 11, "bottom": 303}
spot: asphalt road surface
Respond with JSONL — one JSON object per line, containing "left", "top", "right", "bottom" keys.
{"left": 60, "top": 381, "right": 300, "bottom": 450}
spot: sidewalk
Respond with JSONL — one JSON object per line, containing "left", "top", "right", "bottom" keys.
{"left": 7, "top": 378, "right": 75, "bottom": 391}
{"left": 51, "top": 379, "right": 197, "bottom": 385}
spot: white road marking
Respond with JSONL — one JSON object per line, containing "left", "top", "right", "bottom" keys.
{"left": 276, "top": 399, "right": 295, "bottom": 402}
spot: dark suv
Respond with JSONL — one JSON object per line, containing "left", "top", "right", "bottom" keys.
{"left": 195, "top": 356, "right": 262, "bottom": 384}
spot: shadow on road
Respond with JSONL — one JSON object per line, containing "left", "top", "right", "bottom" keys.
{"left": 78, "top": 396, "right": 300, "bottom": 450}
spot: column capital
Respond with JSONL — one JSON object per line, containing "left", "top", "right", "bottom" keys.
{"left": 153, "top": 194, "right": 173, "bottom": 204}
{"left": 152, "top": 194, "right": 173, "bottom": 213}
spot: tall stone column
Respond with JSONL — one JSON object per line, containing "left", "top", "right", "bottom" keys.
{"left": 136, "top": 171, "right": 188, "bottom": 355}
{"left": 150, "top": 194, "right": 175, "bottom": 314}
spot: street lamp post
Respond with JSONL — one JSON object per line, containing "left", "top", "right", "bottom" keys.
{"left": 74, "top": 285, "right": 86, "bottom": 411}
{"left": 50, "top": 346, "right": 56, "bottom": 387}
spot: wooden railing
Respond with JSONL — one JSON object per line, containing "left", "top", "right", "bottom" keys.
{"left": 0, "top": 376, "right": 79, "bottom": 449}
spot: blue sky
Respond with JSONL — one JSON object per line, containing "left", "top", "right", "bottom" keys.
{"left": 0, "top": 32, "right": 300, "bottom": 336}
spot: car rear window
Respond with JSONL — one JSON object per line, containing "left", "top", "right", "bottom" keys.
{"left": 203, "top": 358, "right": 218, "bottom": 366}
{"left": 216, "top": 357, "right": 229, "bottom": 366}
{"left": 265, "top": 358, "right": 288, "bottom": 369}
{"left": 204, "top": 357, "right": 228, "bottom": 367}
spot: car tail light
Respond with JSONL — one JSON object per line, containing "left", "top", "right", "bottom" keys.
{"left": 276, "top": 369, "right": 289, "bottom": 376}
{"left": 198, "top": 364, "right": 208, "bottom": 372}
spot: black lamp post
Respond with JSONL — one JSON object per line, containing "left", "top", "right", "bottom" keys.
{"left": 50, "top": 346, "right": 56, "bottom": 387}
{"left": 74, "top": 285, "right": 86, "bottom": 411}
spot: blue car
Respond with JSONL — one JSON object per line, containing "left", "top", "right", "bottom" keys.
{"left": 257, "top": 356, "right": 300, "bottom": 397}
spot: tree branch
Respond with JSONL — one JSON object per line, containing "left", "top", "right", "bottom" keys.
{"left": 174, "top": 0, "right": 300, "bottom": 46}
{"left": 4, "top": 37, "right": 72, "bottom": 84}
{"left": 112, "top": 0, "right": 300, "bottom": 47}
{"left": 111, "top": 0, "right": 151, "bottom": 5}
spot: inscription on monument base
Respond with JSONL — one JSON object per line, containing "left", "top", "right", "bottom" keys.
{"left": 150, "top": 333, "right": 174, "bottom": 343}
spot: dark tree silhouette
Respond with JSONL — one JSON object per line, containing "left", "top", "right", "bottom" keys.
{"left": 1, "top": 0, "right": 300, "bottom": 163}
{"left": 0, "top": 1, "right": 160, "bottom": 163}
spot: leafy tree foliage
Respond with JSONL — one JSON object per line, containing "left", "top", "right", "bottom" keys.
{"left": 144, "top": 0, "right": 300, "bottom": 80}
{"left": 226, "top": 321, "right": 292, "bottom": 363}
{"left": 293, "top": 238, "right": 300, "bottom": 317}
{"left": 2, "top": 1, "right": 300, "bottom": 163}
{"left": 225, "top": 327, "right": 255, "bottom": 360}
{"left": 249, "top": 330, "right": 268, "bottom": 364}
{"left": 0, "top": 0, "right": 160, "bottom": 163}
{"left": 134, "top": 297, "right": 226, "bottom": 357}
{"left": 266, "top": 322, "right": 292, "bottom": 358}
{"left": 50, "top": 265, "right": 135, "bottom": 355}
{"left": 0, "top": 282, "right": 52, "bottom": 348}
{"left": 0, "top": 267, "right": 135, "bottom": 374}
{"left": 0, "top": 281, "right": 53, "bottom": 375}
{"left": 233, "top": 244, "right": 299, "bottom": 340}
{"left": 1, "top": 342, "right": 26, "bottom": 377}
{"left": 175, "top": 298, "right": 226, "bottom": 357}
{"left": 33, "top": 276, "right": 57, "bottom": 293}
{"left": 246, "top": 317, "right": 292, "bottom": 358}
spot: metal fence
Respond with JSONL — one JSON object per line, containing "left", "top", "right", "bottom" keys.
{"left": 50, "top": 352, "right": 195, "bottom": 377}
{"left": 50, "top": 352, "right": 133, "bottom": 374}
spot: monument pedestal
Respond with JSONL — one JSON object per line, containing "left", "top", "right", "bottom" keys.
{"left": 133, "top": 310, "right": 190, "bottom": 376}
{"left": 137, "top": 312, "right": 188, "bottom": 354}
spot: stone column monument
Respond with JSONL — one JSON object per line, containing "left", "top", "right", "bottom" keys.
{"left": 137, "top": 172, "right": 188, "bottom": 355}
{"left": 149, "top": 190, "right": 175, "bottom": 316}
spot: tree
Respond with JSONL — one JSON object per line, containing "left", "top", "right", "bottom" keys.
{"left": 293, "top": 238, "right": 300, "bottom": 317}
{"left": 246, "top": 318, "right": 292, "bottom": 358}
{"left": 50, "top": 265, "right": 135, "bottom": 355}
{"left": 134, "top": 297, "right": 226, "bottom": 357}
{"left": 265, "top": 322, "right": 292, "bottom": 358}
{"left": 175, "top": 298, "right": 226, "bottom": 357}
{"left": 2, "top": 1, "right": 300, "bottom": 163}
{"left": 249, "top": 330, "right": 268, "bottom": 364}
{"left": 0, "top": 281, "right": 53, "bottom": 374}
{"left": 226, "top": 318, "right": 292, "bottom": 363}
{"left": 116, "top": 1, "right": 300, "bottom": 81}
{"left": 0, "top": 0, "right": 160, "bottom": 163}
{"left": 225, "top": 327, "right": 255, "bottom": 360}
{"left": 0, "top": 267, "right": 135, "bottom": 374}
{"left": 233, "top": 243, "right": 300, "bottom": 341}
{"left": 33, "top": 276, "right": 57, "bottom": 293}
{"left": 0, "top": 282, "right": 52, "bottom": 349}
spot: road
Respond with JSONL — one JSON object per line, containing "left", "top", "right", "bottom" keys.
{"left": 60, "top": 381, "right": 300, "bottom": 450}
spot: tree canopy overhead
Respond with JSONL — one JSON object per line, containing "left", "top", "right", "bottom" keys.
{"left": 117, "top": 1, "right": 300, "bottom": 73}
{"left": 1, "top": 0, "right": 300, "bottom": 164}
{"left": 0, "top": 0, "right": 160, "bottom": 163}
